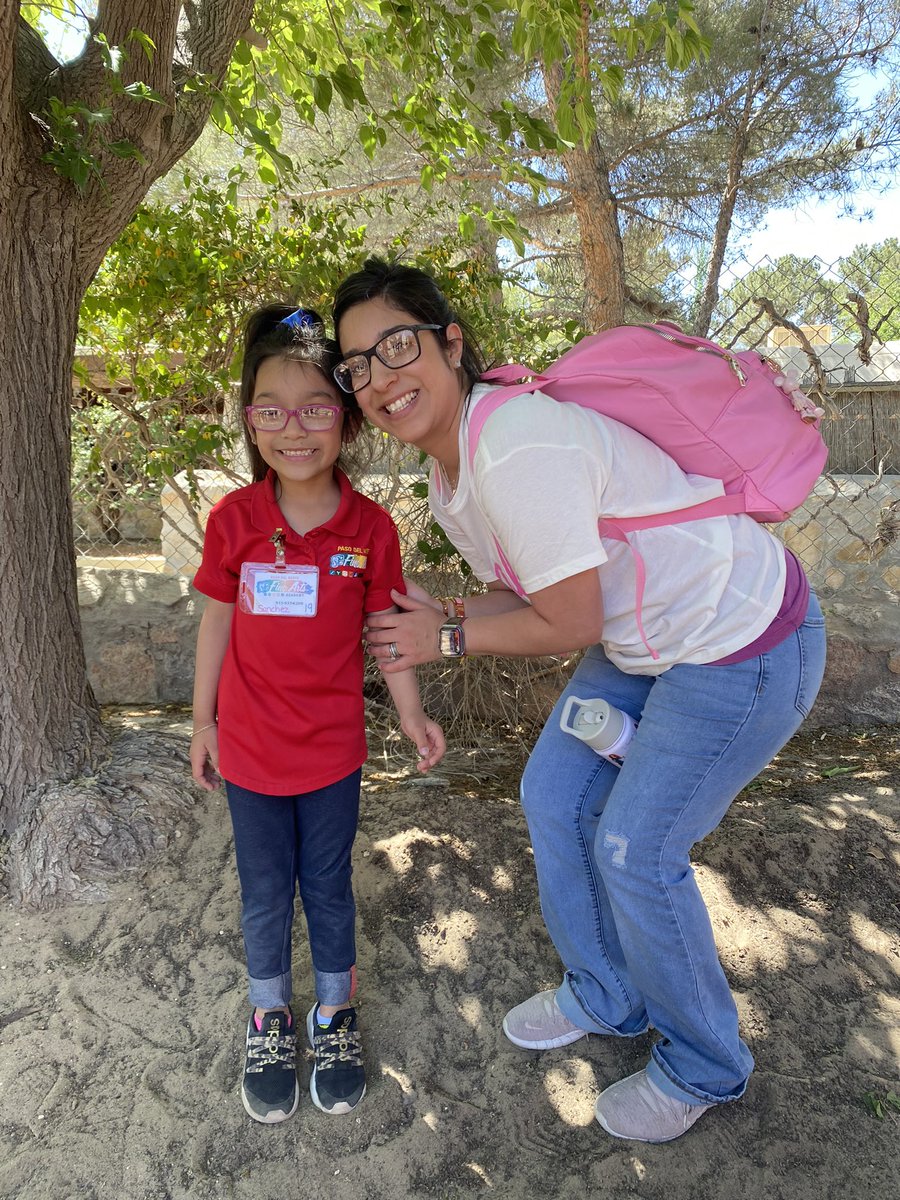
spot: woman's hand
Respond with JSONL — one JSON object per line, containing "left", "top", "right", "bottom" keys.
{"left": 366, "top": 588, "right": 445, "bottom": 671}
{"left": 402, "top": 577, "right": 445, "bottom": 611}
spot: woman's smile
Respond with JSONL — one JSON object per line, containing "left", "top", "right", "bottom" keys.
{"left": 383, "top": 389, "right": 419, "bottom": 416}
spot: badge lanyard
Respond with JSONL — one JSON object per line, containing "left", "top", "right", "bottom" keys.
{"left": 238, "top": 527, "right": 320, "bottom": 617}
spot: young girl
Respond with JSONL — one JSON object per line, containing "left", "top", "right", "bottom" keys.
{"left": 190, "top": 305, "right": 445, "bottom": 1124}
{"left": 331, "top": 259, "right": 826, "bottom": 1144}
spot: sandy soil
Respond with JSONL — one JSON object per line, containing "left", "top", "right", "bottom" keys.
{"left": 0, "top": 716, "right": 898, "bottom": 1200}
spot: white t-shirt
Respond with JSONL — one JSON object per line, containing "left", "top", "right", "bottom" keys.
{"left": 429, "top": 384, "right": 786, "bottom": 675}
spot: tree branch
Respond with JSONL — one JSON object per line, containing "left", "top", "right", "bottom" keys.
{"left": 14, "top": 14, "right": 63, "bottom": 113}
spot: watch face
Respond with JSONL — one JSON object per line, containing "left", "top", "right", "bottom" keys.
{"left": 439, "top": 620, "right": 465, "bottom": 658}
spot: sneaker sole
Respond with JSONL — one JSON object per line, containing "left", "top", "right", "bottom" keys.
{"left": 241, "top": 1082, "right": 300, "bottom": 1124}
{"left": 501, "top": 1015, "right": 589, "bottom": 1050}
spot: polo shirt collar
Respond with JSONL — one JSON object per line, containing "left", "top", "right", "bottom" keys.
{"left": 249, "top": 468, "right": 362, "bottom": 540}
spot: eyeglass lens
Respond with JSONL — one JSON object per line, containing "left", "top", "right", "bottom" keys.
{"left": 335, "top": 325, "right": 439, "bottom": 392}
{"left": 248, "top": 405, "right": 339, "bottom": 431}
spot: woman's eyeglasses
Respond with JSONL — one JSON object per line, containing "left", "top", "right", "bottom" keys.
{"left": 245, "top": 404, "right": 343, "bottom": 432}
{"left": 333, "top": 324, "right": 444, "bottom": 393}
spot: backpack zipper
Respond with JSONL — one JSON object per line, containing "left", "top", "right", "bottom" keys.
{"left": 645, "top": 325, "right": 747, "bottom": 385}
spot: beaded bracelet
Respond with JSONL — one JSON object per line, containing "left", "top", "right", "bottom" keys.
{"left": 191, "top": 722, "right": 217, "bottom": 737}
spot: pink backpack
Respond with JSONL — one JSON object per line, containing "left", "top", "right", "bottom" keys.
{"left": 467, "top": 323, "right": 828, "bottom": 659}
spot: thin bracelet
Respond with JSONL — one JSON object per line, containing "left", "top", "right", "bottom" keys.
{"left": 439, "top": 597, "right": 466, "bottom": 619}
{"left": 192, "top": 722, "right": 217, "bottom": 737}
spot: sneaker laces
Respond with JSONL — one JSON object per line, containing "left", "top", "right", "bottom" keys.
{"left": 312, "top": 1023, "right": 363, "bottom": 1071}
{"left": 246, "top": 1019, "right": 296, "bottom": 1073}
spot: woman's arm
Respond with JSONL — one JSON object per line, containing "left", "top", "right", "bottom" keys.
{"left": 365, "top": 570, "right": 603, "bottom": 671}
{"left": 190, "top": 597, "right": 234, "bottom": 790}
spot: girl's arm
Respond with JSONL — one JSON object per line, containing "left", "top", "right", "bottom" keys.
{"left": 367, "top": 605, "right": 446, "bottom": 771}
{"left": 365, "top": 570, "right": 603, "bottom": 670}
{"left": 190, "top": 597, "right": 235, "bottom": 790}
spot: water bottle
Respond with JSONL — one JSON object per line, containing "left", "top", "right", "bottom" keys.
{"left": 559, "top": 696, "right": 637, "bottom": 766}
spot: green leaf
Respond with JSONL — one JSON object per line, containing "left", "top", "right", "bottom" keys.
{"left": 107, "top": 139, "right": 147, "bottom": 164}
{"left": 232, "top": 39, "right": 254, "bottom": 67}
{"left": 123, "top": 81, "right": 165, "bottom": 104}
{"left": 126, "top": 28, "right": 156, "bottom": 64}
{"left": 92, "top": 32, "right": 115, "bottom": 71}
{"left": 312, "top": 74, "right": 333, "bottom": 113}
{"left": 332, "top": 64, "right": 367, "bottom": 109}
{"left": 358, "top": 123, "right": 377, "bottom": 158}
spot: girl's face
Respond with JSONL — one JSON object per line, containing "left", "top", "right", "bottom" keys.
{"left": 336, "top": 297, "right": 465, "bottom": 453}
{"left": 247, "top": 356, "right": 344, "bottom": 486}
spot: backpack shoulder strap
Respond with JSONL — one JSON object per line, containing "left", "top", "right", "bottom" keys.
{"left": 466, "top": 370, "right": 549, "bottom": 468}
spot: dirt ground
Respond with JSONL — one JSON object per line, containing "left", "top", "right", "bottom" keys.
{"left": 0, "top": 713, "right": 898, "bottom": 1200}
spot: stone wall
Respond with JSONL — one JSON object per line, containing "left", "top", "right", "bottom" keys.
{"left": 77, "top": 475, "right": 900, "bottom": 728}
{"left": 780, "top": 476, "right": 900, "bottom": 726}
{"left": 78, "top": 568, "right": 199, "bottom": 705}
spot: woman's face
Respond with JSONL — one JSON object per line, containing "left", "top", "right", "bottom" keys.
{"left": 336, "top": 297, "right": 465, "bottom": 453}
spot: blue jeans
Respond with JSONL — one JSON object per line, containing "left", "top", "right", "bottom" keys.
{"left": 225, "top": 770, "right": 361, "bottom": 1009}
{"left": 520, "top": 595, "right": 826, "bottom": 1106}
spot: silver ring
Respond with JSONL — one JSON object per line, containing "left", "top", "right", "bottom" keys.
{"left": 388, "top": 642, "right": 399, "bottom": 661}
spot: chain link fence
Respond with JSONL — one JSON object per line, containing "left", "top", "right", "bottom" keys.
{"left": 72, "top": 251, "right": 899, "bottom": 580}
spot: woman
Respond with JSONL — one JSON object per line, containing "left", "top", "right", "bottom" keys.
{"left": 331, "top": 258, "right": 827, "bottom": 1143}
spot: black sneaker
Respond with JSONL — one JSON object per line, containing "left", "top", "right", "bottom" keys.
{"left": 306, "top": 1005, "right": 366, "bottom": 1114}
{"left": 241, "top": 1009, "right": 300, "bottom": 1124}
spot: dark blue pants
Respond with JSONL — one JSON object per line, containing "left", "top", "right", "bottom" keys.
{"left": 225, "top": 769, "right": 361, "bottom": 1008}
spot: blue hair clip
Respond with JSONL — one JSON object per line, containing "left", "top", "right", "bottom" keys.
{"left": 279, "top": 308, "right": 317, "bottom": 331}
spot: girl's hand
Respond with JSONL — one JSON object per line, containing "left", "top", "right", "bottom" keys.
{"left": 365, "top": 588, "right": 445, "bottom": 670}
{"left": 190, "top": 727, "right": 221, "bottom": 791}
{"left": 400, "top": 713, "right": 447, "bottom": 772}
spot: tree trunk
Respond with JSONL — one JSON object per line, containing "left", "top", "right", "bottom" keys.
{"left": 1, "top": 0, "right": 256, "bottom": 906}
{"left": 692, "top": 116, "right": 753, "bottom": 338}
{"left": 693, "top": 27, "right": 767, "bottom": 338}
{"left": 542, "top": 61, "right": 626, "bottom": 331}
{"left": 0, "top": 183, "right": 108, "bottom": 825}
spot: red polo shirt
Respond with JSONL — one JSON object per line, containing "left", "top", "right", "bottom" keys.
{"left": 193, "top": 469, "right": 402, "bottom": 795}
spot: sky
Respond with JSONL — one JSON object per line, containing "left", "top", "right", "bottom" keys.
{"left": 735, "top": 188, "right": 897, "bottom": 267}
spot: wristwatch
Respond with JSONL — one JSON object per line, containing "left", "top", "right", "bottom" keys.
{"left": 438, "top": 617, "right": 466, "bottom": 659}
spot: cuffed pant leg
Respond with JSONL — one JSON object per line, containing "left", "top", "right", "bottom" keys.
{"left": 226, "top": 781, "right": 298, "bottom": 1009}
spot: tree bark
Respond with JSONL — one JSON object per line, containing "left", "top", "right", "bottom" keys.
{"left": 0, "top": 173, "right": 108, "bottom": 828}
{"left": 542, "top": 61, "right": 626, "bottom": 330}
{"left": 692, "top": 22, "right": 768, "bottom": 338}
{"left": 692, "top": 92, "right": 757, "bottom": 337}
{"left": 1, "top": 1, "right": 254, "bottom": 906}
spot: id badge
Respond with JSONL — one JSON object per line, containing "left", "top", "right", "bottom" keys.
{"left": 238, "top": 562, "right": 319, "bottom": 617}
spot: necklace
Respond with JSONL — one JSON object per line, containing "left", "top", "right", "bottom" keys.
{"left": 442, "top": 462, "right": 459, "bottom": 496}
